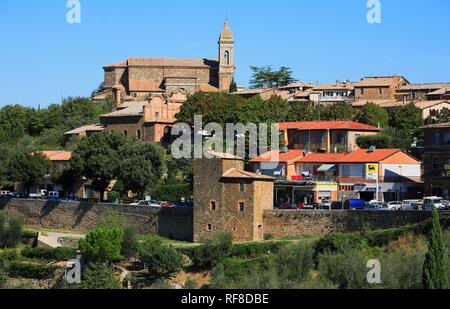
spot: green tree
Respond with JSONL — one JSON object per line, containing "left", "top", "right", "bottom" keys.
{"left": 423, "top": 206, "right": 449, "bottom": 289}
{"left": 0, "top": 105, "right": 33, "bottom": 144}
{"left": 118, "top": 141, "right": 165, "bottom": 198}
{"left": 229, "top": 79, "right": 238, "bottom": 93}
{"left": 79, "top": 227, "right": 124, "bottom": 264}
{"left": 321, "top": 102, "right": 355, "bottom": 121}
{"left": 355, "top": 103, "right": 389, "bottom": 128}
{"left": 71, "top": 132, "right": 127, "bottom": 201}
{"left": 80, "top": 263, "right": 122, "bottom": 289}
{"left": 356, "top": 135, "right": 392, "bottom": 149}
{"left": 6, "top": 151, "right": 51, "bottom": 193}
{"left": 0, "top": 211, "right": 24, "bottom": 249}
{"left": 139, "top": 240, "right": 183, "bottom": 279}
{"left": 389, "top": 102, "right": 423, "bottom": 138}
{"left": 249, "top": 66, "right": 296, "bottom": 89}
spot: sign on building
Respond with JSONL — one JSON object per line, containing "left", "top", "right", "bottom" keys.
{"left": 366, "top": 163, "right": 378, "bottom": 180}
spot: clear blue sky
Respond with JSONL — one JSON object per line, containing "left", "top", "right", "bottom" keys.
{"left": 1, "top": 0, "right": 449, "bottom": 108}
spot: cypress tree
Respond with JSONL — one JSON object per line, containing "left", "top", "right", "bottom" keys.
{"left": 423, "top": 206, "right": 449, "bottom": 289}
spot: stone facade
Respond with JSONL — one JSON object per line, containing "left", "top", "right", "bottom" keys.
{"left": 0, "top": 199, "right": 193, "bottom": 241}
{"left": 263, "top": 210, "right": 432, "bottom": 238}
{"left": 193, "top": 155, "right": 274, "bottom": 242}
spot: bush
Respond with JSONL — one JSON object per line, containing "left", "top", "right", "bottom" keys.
{"left": 277, "top": 244, "right": 314, "bottom": 288}
{"left": 21, "top": 230, "right": 38, "bottom": 245}
{"left": 151, "top": 184, "right": 192, "bottom": 203}
{"left": 184, "top": 278, "right": 199, "bottom": 289}
{"left": 79, "top": 227, "right": 123, "bottom": 264}
{"left": 317, "top": 249, "right": 371, "bottom": 289}
{"left": 8, "top": 262, "right": 58, "bottom": 280}
{"left": 0, "top": 271, "right": 6, "bottom": 286}
{"left": 190, "top": 233, "right": 233, "bottom": 269}
{"left": 0, "top": 249, "right": 19, "bottom": 270}
{"left": 21, "top": 246, "right": 76, "bottom": 261}
{"left": 313, "top": 234, "right": 368, "bottom": 264}
{"left": 139, "top": 240, "right": 183, "bottom": 279}
{"left": 80, "top": 263, "right": 122, "bottom": 289}
{"left": 0, "top": 212, "right": 25, "bottom": 248}
{"left": 230, "top": 242, "right": 285, "bottom": 259}
{"left": 121, "top": 225, "right": 138, "bottom": 258}
{"left": 356, "top": 134, "right": 391, "bottom": 149}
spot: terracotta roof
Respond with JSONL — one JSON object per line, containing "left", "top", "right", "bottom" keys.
{"left": 399, "top": 83, "right": 450, "bottom": 91}
{"left": 250, "top": 150, "right": 305, "bottom": 163}
{"left": 39, "top": 151, "right": 72, "bottom": 162}
{"left": 129, "top": 79, "right": 163, "bottom": 92}
{"left": 296, "top": 149, "right": 419, "bottom": 164}
{"left": 352, "top": 99, "right": 396, "bottom": 107}
{"left": 278, "top": 82, "right": 315, "bottom": 90}
{"left": 313, "top": 83, "right": 354, "bottom": 91}
{"left": 292, "top": 89, "right": 313, "bottom": 98}
{"left": 377, "top": 100, "right": 450, "bottom": 110}
{"left": 233, "top": 88, "right": 272, "bottom": 95}
{"left": 277, "top": 121, "right": 381, "bottom": 131}
{"left": 427, "top": 88, "right": 450, "bottom": 96}
{"left": 105, "top": 58, "right": 219, "bottom": 69}
{"left": 222, "top": 168, "right": 275, "bottom": 180}
{"left": 64, "top": 124, "right": 105, "bottom": 135}
{"left": 101, "top": 102, "right": 147, "bottom": 118}
{"left": 196, "top": 83, "right": 220, "bottom": 93}
{"left": 205, "top": 151, "right": 243, "bottom": 160}
{"left": 354, "top": 76, "right": 407, "bottom": 87}
{"left": 92, "top": 90, "right": 112, "bottom": 101}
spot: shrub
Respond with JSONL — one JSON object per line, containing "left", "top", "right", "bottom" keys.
{"left": 0, "top": 212, "right": 25, "bottom": 248}
{"left": 191, "top": 233, "right": 233, "bottom": 269}
{"left": 277, "top": 244, "right": 314, "bottom": 288}
{"left": 317, "top": 249, "right": 371, "bottom": 289}
{"left": 313, "top": 234, "right": 368, "bottom": 263}
{"left": 8, "top": 262, "right": 58, "bottom": 280}
{"left": 21, "top": 230, "right": 38, "bottom": 244}
{"left": 184, "top": 278, "right": 199, "bottom": 289}
{"left": 151, "top": 184, "right": 192, "bottom": 202}
{"left": 121, "top": 225, "right": 138, "bottom": 258}
{"left": 79, "top": 227, "right": 123, "bottom": 264}
{"left": 230, "top": 241, "right": 284, "bottom": 259}
{"left": 139, "top": 240, "right": 183, "bottom": 279}
{"left": 0, "top": 249, "right": 19, "bottom": 270}
{"left": 0, "top": 271, "right": 6, "bottom": 286}
{"left": 80, "top": 263, "right": 122, "bottom": 289}
{"left": 21, "top": 246, "right": 76, "bottom": 261}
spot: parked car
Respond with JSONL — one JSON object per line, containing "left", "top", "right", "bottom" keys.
{"left": 402, "top": 200, "right": 422, "bottom": 210}
{"left": 386, "top": 201, "right": 403, "bottom": 211}
{"left": 13, "top": 192, "right": 28, "bottom": 198}
{"left": 46, "top": 191, "right": 60, "bottom": 200}
{"left": 29, "top": 189, "right": 47, "bottom": 199}
{"left": 330, "top": 201, "right": 345, "bottom": 210}
{"left": 0, "top": 190, "right": 13, "bottom": 198}
{"left": 172, "top": 202, "right": 194, "bottom": 208}
{"left": 366, "top": 203, "right": 387, "bottom": 211}
{"left": 423, "top": 197, "right": 448, "bottom": 210}
{"left": 161, "top": 202, "right": 176, "bottom": 208}
{"left": 130, "top": 200, "right": 161, "bottom": 207}
{"left": 344, "top": 199, "right": 366, "bottom": 210}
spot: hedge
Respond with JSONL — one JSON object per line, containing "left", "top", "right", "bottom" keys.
{"left": 21, "top": 246, "right": 77, "bottom": 261}
{"left": 8, "top": 262, "right": 58, "bottom": 279}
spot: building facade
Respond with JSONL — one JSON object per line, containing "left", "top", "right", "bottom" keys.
{"left": 193, "top": 153, "right": 274, "bottom": 242}
{"left": 423, "top": 122, "right": 450, "bottom": 199}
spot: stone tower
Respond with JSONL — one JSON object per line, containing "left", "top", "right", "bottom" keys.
{"left": 218, "top": 19, "right": 235, "bottom": 92}
{"left": 193, "top": 153, "right": 274, "bottom": 242}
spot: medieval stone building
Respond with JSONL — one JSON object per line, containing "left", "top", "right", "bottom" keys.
{"left": 87, "top": 20, "right": 235, "bottom": 143}
{"left": 193, "top": 153, "right": 274, "bottom": 242}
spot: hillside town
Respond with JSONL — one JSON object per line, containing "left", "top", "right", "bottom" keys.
{"left": 1, "top": 16, "right": 450, "bottom": 291}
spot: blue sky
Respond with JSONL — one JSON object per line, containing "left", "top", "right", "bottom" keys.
{"left": 0, "top": 0, "right": 449, "bottom": 108}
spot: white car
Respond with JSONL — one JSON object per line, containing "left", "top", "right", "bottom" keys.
{"left": 423, "top": 197, "right": 447, "bottom": 210}
{"left": 130, "top": 200, "right": 161, "bottom": 207}
{"left": 402, "top": 200, "right": 422, "bottom": 210}
{"left": 386, "top": 201, "right": 403, "bottom": 210}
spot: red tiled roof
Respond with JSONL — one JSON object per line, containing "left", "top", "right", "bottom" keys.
{"left": 296, "top": 149, "right": 409, "bottom": 164}
{"left": 222, "top": 168, "right": 275, "bottom": 180}
{"left": 39, "top": 151, "right": 72, "bottom": 162}
{"left": 250, "top": 150, "right": 305, "bottom": 163}
{"left": 278, "top": 121, "right": 380, "bottom": 131}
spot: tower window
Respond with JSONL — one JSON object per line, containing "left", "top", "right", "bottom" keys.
{"left": 124, "top": 130, "right": 128, "bottom": 136}
{"left": 239, "top": 181, "right": 245, "bottom": 192}
{"left": 137, "top": 130, "right": 141, "bottom": 140}
{"left": 210, "top": 201, "right": 217, "bottom": 211}
{"left": 224, "top": 50, "right": 230, "bottom": 65}
{"left": 239, "top": 202, "right": 245, "bottom": 212}
{"left": 207, "top": 224, "right": 212, "bottom": 231}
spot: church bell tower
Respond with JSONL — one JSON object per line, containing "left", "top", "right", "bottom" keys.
{"left": 218, "top": 19, "right": 235, "bottom": 92}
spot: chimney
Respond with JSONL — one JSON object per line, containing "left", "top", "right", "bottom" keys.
{"left": 112, "top": 87, "right": 121, "bottom": 111}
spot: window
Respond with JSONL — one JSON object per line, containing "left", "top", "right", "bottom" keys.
{"left": 445, "top": 133, "right": 450, "bottom": 145}
{"left": 433, "top": 133, "right": 442, "bottom": 145}
{"left": 210, "top": 201, "right": 216, "bottom": 211}
{"left": 361, "top": 88, "right": 365, "bottom": 95}
{"left": 224, "top": 50, "right": 230, "bottom": 65}
{"left": 303, "top": 134, "right": 310, "bottom": 146}
{"left": 137, "top": 130, "right": 141, "bottom": 140}
{"left": 239, "top": 202, "right": 245, "bottom": 212}
{"left": 155, "top": 112, "right": 160, "bottom": 119}
{"left": 124, "top": 130, "right": 128, "bottom": 136}
{"left": 239, "top": 181, "right": 245, "bottom": 192}
{"left": 379, "top": 88, "right": 383, "bottom": 95}
{"left": 316, "top": 133, "right": 324, "bottom": 146}
{"left": 336, "top": 133, "right": 344, "bottom": 144}
{"left": 433, "top": 158, "right": 441, "bottom": 170}
{"left": 207, "top": 224, "right": 212, "bottom": 231}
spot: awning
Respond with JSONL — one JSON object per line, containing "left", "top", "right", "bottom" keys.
{"left": 317, "top": 164, "right": 336, "bottom": 172}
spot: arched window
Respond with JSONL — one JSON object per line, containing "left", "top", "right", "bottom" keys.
{"left": 137, "top": 130, "right": 141, "bottom": 140}
{"left": 224, "top": 50, "right": 230, "bottom": 65}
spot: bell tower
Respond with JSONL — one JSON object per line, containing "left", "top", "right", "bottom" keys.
{"left": 218, "top": 19, "right": 235, "bottom": 92}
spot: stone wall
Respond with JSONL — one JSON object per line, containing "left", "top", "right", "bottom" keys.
{"left": 0, "top": 199, "right": 193, "bottom": 241}
{"left": 263, "top": 210, "right": 433, "bottom": 239}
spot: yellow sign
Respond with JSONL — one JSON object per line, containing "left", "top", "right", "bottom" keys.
{"left": 366, "top": 164, "right": 378, "bottom": 174}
